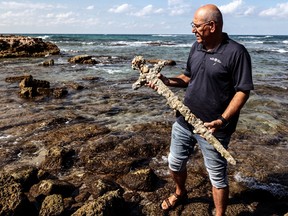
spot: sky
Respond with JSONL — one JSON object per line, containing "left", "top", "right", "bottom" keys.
{"left": 0, "top": 0, "right": 288, "bottom": 35}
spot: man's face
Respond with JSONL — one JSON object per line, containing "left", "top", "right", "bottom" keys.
{"left": 191, "top": 19, "right": 212, "bottom": 44}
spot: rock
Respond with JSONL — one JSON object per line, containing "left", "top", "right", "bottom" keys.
{"left": 29, "top": 179, "right": 76, "bottom": 199}
{"left": 68, "top": 55, "right": 98, "bottom": 64}
{"left": 91, "top": 179, "right": 123, "bottom": 198}
{"left": 0, "top": 172, "right": 36, "bottom": 216}
{"left": 71, "top": 190, "right": 126, "bottom": 216}
{"left": 10, "top": 166, "right": 39, "bottom": 191}
{"left": 118, "top": 168, "right": 158, "bottom": 192}
{"left": 52, "top": 88, "right": 68, "bottom": 98}
{"left": 147, "top": 59, "right": 176, "bottom": 66}
{"left": 66, "top": 82, "right": 85, "bottom": 90}
{"left": 82, "top": 76, "right": 100, "bottom": 81}
{"left": 42, "top": 59, "right": 55, "bottom": 66}
{"left": 0, "top": 35, "right": 60, "bottom": 58}
{"left": 40, "top": 146, "right": 76, "bottom": 171}
{"left": 18, "top": 75, "right": 50, "bottom": 98}
{"left": 5, "top": 75, "right": 32, "bottom": 83}
{"left": 39, "top": 194, "right": 65, "bottom": 216}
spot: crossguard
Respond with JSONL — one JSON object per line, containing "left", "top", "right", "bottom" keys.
{"left": 131, "top": 56, "right": 167, "bottom": 90}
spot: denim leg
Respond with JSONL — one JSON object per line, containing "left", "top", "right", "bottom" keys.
{"left": 168, "top": 122, "right": 196, "bottom": 172}
{"left": 194, "top": 134, "right": 230, "bottom": 188}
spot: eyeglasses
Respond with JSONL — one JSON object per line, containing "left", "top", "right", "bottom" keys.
{"left": 190, "top": 21, "right": 212, "bottom": 29}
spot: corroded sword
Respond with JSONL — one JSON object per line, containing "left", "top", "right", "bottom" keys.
{"left": 131, "top": 56, "right": 236, "bottom": 165}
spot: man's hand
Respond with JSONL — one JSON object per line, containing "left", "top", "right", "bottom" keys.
{"left": 146, "top": 73, "right": 169, "bottom": 90}
{"left": 204, "top": 119, "right": 223, "bottom": 133}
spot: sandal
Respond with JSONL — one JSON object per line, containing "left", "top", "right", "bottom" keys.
{"left": 160, "top": 192, "right": 188, "bottom": 211}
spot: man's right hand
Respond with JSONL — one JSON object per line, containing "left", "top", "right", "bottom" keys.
{"left": 146, "top": 73, "right": 169, "bottom": 90}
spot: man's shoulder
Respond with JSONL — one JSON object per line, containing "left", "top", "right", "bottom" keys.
{"left": 224, "top": 33, "right": 247, "bottom": 51}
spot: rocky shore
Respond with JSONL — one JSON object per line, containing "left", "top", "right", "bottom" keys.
{"left": 0, "top": 35, "right": 287, "bottom": 216}
{"left": 0, "top": 35, "right": 60, "bottom": 58}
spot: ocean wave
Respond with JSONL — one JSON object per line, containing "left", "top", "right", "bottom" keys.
{"left": 272, "top": 49, "right": 288, "bottom": 53}
{"left": 235, "top": 172, "right": 288, "bottom": 198}
{"left": 36, "top": 35, "right": 51, "bottom": 40}
{"left": 237, "top": 35, "right": 273, "bottom": 39}
{"left": 152, "top": 34, "right": 178, "bottom": 37}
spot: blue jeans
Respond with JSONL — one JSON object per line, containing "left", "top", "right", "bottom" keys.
{"left": 168, "top": 121, "right": 230, "bottom": 188}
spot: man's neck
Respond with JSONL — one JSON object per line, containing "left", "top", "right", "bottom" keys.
{"left": 203, "top": 33, "right": 223, "bottom": 51}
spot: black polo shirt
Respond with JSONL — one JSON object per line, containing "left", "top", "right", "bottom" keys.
{"left": 177, "top": 33, "right": 254, "bottom": 138}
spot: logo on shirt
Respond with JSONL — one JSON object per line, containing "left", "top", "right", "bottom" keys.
{"left": 210, "top": 57, "right": 222, "bottom": 65}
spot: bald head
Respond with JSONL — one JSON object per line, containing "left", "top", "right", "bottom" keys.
{"left": 195, "top": 4, "right": 223, "bottom": 30}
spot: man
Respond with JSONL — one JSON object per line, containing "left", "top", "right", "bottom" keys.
{"left": 150, "top": 4, "right": 254, "bottom": 216}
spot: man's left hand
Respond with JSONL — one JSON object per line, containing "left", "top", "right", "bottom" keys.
{"left": 204, "top": 119, "right": 223, "bottom": 133}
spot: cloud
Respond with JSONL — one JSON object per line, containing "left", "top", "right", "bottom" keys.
{"left": 86, "top": 5, "right": 94, "bottom": 10}
{"left": 108, "top": 4, "right": 132, "bottom": 14}
{"left": 167, "top": 0, "right": 190, "bottom": 16}
{"left": 132, "top": 5, "right": 164, "bottom": 17}
{"left": 243, "top": 7, "right": 255, "bottom": 16}
{"left": 168, "top": 0, "right": 184, "bottom": 6}
{"left": 219, "top": 0, "right": 243, "bottom": 14}
{"left": 0, "top": 1, "right": 63, "bottom": 10}
{"left": 259, "top": 2, "right": 288, "bottom": 18}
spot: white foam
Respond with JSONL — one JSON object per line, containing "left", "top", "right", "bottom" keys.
{"left": 234, "top": 172, "right": 288, "bottom": 197}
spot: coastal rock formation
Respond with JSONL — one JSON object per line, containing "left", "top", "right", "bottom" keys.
{"left": 147, "top": 59, "right": 176, "bottom": 66}
{"left": 68, "top": 55, "right": 98, "bottom": 64}
{"left": 0, "top": 35, "right": 60, "bottom": 58}
{"left": 5, "top": 75, "right": 83, "bottom": 99}
{"left": 18, "top": 75, "right": 50, "bottom": 98}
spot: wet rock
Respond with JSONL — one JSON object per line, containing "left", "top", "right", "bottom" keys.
{"left": 40, "top": 146, "right": 76, "bottom": 171}
{"left": 52, "top": 88, "right": 68, "bottom": 98}
{"left": 68, "top": 55, "right": 98, "bottom": 64}
{"left": 29, "top": 179, "right": 76, "bottom": 199}
{"left": 42, "top": 59, "right": 54, "bottom": 66}
{"left": 10, "top": 166, "right": 39, "bottom": 191}
{"left": 5, "top": 75, "right": 32, "bottom": 83}
{"left": 119, "top": 168, "right": 158, "bottom": 192}
{"left": 91, "top": 179, "right": 123, "bottom": 198}
{"left": 0, "top": 172, "right": 36, "bottom": 216}
{"left": 66, "top": 82, "right": 85, "bottom": 90}
{"left": 147, "top": 59, "right": 176, "bottom": 66}
{"left": 39, "top": 194, "right": 64, "bottom": 216}
{"left": 82, "top": 76, "right": 100, "bottom": 81}
{"left": 71, "top": 190, "right": 126, "bottom": 216}
{"left": 18, "top": 75, "right": 50, "bottom": 98}
{"left": 0, "top": 35, "right": 60, "bottom": 58}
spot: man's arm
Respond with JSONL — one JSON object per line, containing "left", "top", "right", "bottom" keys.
{"left": 148, "top": 73, "right": 190, "bottom": 89}
{"left": 204, "top": 90, "right": 250, "bottom": 132}
{"left": 164, "top": 74, "right": 190, "bottom": 87}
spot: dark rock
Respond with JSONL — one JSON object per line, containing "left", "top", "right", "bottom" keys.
{"left": 18, "top": 75, "right": 50, "bottom": 98}
{"left": 42, "top": 59, "right": 55, "bottom": 66}
{"left": 0, "top": 35, "right": 60, "bottom": 58}
{"left": 5, "top": 75, "right": 32, "bottom": 83}
{"left": 52, "top": 88, "right": 68, "bottom": 98}
{"left": 68, "top": 55, "right": 98, "bottom": 64}
{"left": 147, "top": 59, "right": 176, "bottom": 66}
{"left": 29, "top": 179, "right": 76, "bottom": 199}
{"left": 39, "top": 194, "right": 64, "bottom": 216}
{"left": 71, "top": 190, "right": 126, "bottom": 216}
{"left": 0, "top": 172, "right": 37, "bottom": 216}
{"left": 82, "top": 76, "right": 100, "bottom": 81}
{"left": 119, "top": 168, "right": 158, "bottom": 192}
{"left": 40, "top": 146, "right": 76, "bottom": 171}
{"left": 66, "top": 82, "right": 85, "bottom": 90}
{"left": 91, "top": 179, "right": 123, "bottom": 198}
{"left": 10, "top": 166, "right": 39, "bottom": 191}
